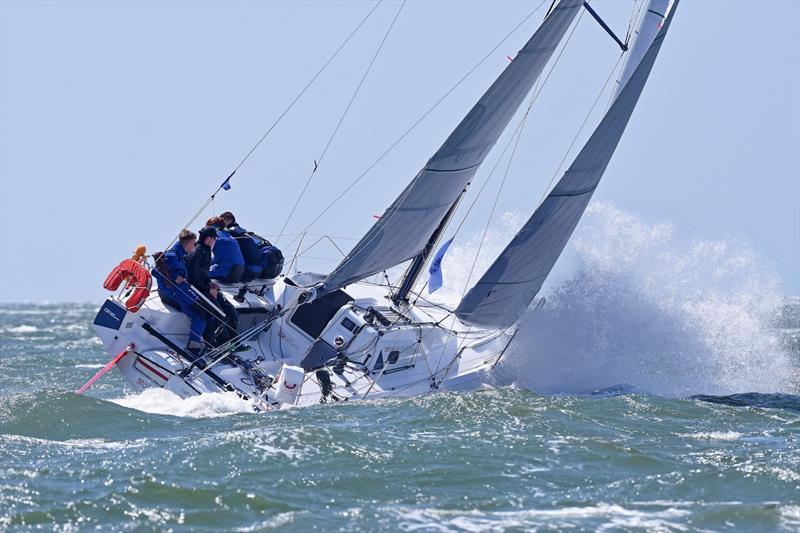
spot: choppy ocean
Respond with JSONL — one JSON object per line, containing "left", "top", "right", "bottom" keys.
{"left": 1, "top": 206, "right": 799, "bottom": 532}
{"left": 0, "top": 297, "right": 797, "bottom": 533}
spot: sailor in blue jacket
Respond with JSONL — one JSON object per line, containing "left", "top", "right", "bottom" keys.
{"left": 220, "top": 211, "right": 263, "bottom": 282}
{"left": 152, "top": 229, "right": 207, "bottom": 353}
{"left": 207, "top": 216, "right": 245, "bottom": 283}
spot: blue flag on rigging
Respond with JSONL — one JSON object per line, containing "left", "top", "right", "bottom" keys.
{"left": 428, "top": 237, "right": 454, "bottom": 294}
{"left": 221, "top": 177, "right": 232, "bottom": 191}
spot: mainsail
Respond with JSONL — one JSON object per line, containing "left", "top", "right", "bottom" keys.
{"left": 318, "top": 0, "right": 583, "bottom": 296}
{"left": 455, "top": 0, "right": 678, "bottom": 329}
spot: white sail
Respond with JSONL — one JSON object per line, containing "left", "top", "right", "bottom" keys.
{"left": 455, "top": 0, "right": 679, "bottom": 329}
{"left": 318, "top": 0, "right": 583, "bottom": 295}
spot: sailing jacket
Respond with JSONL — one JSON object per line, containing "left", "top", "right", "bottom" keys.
{"left": 187, "top": 242, "right": 213, "bottom": 298}
{"left": 209, "top": 227, "right": 245, "bottom": 280}
{"left": 154, "top": 242, "right": 197, "bottom": 307}
{"left": 163, "top": 241, "right": 188, "bottom": 281}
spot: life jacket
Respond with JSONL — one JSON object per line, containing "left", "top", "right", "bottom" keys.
{"left": 103, "top": 258, "right": 152, "bottom": 312}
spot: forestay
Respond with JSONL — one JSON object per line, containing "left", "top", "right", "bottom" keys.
{"left": 318, "top": 0, "right": 583, "bottom": 295}
{"left": 455, "top": 0, "right": 679, "bottom": 329}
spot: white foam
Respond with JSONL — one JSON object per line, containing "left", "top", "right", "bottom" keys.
{"left": 389, "top": 504, "right": 691, "bottom": 533}
{"left": 780, "top": 505, "right": 800, "bottom": 530}
{"left": 683, "top": 431, "right": 742, "bottom": 441}
{"left": 110, "top": 388, "right": 253, "bottom": 418}
{"left": 1, "top": 434, "right": 140, "bottom": 451}
{"left": 447, "top": 201, "right": 800, "bottom": 396}
{"left": 6, "top": 325, "right": 38, "bottom": 333}
{"left": 234, "top": 512, "right": 301, "bottom": 531}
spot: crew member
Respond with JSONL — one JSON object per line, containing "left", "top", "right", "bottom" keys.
{"left": 186, "top": 226, "right": 216, "bottom": 298}
{"left": 187, "top": 226, "right": 245, "bottom": 350}
{"left": 151, "top": 229, "right": 206, "bottom": 354}
{"left": 220, "top": 211, "right": 263, "bottom": 282}
{"left": 206, "top": 216, "right": 245, "bottom": 283}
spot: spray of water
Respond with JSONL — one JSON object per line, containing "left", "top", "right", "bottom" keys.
{"left": 113, "top": 202, "right": 796, "bottom": 414}
{"left": 111, "top": 388, "right": 253, "bottom": 418}
{"left": 437, "top": 201, "right": 799, "bottom": 396}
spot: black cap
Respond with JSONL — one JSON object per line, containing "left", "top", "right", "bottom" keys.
{"left": 198, "top": 226, "right": 217, "bottom": 242}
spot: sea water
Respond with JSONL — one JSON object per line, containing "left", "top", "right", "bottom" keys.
{"left": 1, "top": 204, "right": 798, "bottom": 532}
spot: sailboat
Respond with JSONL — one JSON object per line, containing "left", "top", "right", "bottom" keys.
{"left": 87, "top": 0, "right": 679, "bottom": 411}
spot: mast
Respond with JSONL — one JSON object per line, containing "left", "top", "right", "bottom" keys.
{"left": 393, "top": 191, "right": 464, "bottom": 303}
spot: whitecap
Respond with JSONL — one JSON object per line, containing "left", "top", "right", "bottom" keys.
{"left": 388, "top": 504, "right": 691, "bottom": 533}
{"left": 234, "top": 512, "right": 301, "bottom": 531}
{"left": 6, "top": 325, "right": 38, "bottom": 334}
{"left": 1, "top": 434, "right": 141, "bottom": 451}
{"left": 111, "top": 388, "right": 253, "bottom": 418}
{"left": 462, "top": 202, "right": 799, "bottom": 397}
{"left": 683, "top": 431, "right": 742, "bottom": 441}
{"left": 780, "top": 505, "right": 800, "bottom": 530}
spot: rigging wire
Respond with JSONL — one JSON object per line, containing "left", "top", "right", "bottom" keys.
{"left": 535, "top": 49, "right": 625, "bottom": 207}
{"left": 426, "top": 8, "right": 588, "bottom": 380}
{"left": 430, "top": 10, "right": 641, "bottom": 383}
{"left": 626, "top": 0, "right": 649, "bottom": 44}
{"left": 143, "top": 2, "right": 634, "bottom": 394}
{"left": 408, "top": 5, "right": 587, "bottom": 305}
{"left": 407, "top": 79, "right": 540, "bottom": 303}
{"left": 436, "top": 42, "right": 629, "bottom": 384}
{"left": 463, "top": 110, "right": 530, "bottom": 297}
{"left": 208, "top": 3, "right": 643, "bottom": 400}
{"left": 144, "top": 3, "right": 386, "bottom": 338}
{"left": 447, "top": 7, "right": 587, "bottom": 248}
{"left": 161, "top": 0, "right": 383, "bottom": 252}
{"left": 276, "top": 0, "right": 406, "bottom": 246}
{"left": 126, "top": 0, "right": 556, "bottom": 394}
{"left": 605, "top": 0, "right": 645, "bottom": 112}
{"left": 283, "top": 0, "right": 551, "bottom": 252}
{"left": 225, "top": 0, "right": 382, "bottom": 180}
{"left": 444, "top": 6, "right": 588, "bottom": 304}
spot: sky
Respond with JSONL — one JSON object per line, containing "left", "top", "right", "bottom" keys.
{"left": 1, "top": 0, "right": 798, "bottom": 302}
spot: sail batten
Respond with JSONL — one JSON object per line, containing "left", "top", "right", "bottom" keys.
{"left": 455, "top": 0, "right": 679, "bottom": 329}
{"left": 317, "top": 0, "right": 584, "bottom": 295}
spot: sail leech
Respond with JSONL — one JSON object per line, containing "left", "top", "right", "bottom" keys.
{"left": 455, "top": 0, "right": 680, "bottom": 329}
{"left": 317, "top": 0, "right": 584, "bottom": 296}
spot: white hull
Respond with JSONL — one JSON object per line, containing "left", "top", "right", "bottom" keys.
{"left": 93, "top": 274, "right": 515, "bottom": 412}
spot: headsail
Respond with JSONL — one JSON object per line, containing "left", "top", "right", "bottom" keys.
{"left": 455, "top": 0, "right": 678, "bottom": 329}
{"left": 318, "top": 0, "right": 583, "bottom": 295}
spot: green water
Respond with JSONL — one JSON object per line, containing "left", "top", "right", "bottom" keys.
{"left": 1, "top": 303, "right": 798, "bottom": 532}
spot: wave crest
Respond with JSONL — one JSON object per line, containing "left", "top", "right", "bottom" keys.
{"left": 457, "top": 202, "right": 800, "bottom": 396}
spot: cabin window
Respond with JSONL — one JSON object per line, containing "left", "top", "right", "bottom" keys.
{"left": 289, "top": 290, "right": 353, "bottom": 339}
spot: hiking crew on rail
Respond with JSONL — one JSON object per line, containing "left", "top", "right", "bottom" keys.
{"left": 151, "top": 213, "right": 284, "bottom": 355}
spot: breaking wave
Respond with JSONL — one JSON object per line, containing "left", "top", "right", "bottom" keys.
{"left": 6, "top": 325, "right": 39, "bottom": 334}
{"left": 440, "top": 202, "right": 798, "bottom": 397}
{"left": 111, "top": 388, "right": 254, "bottom": 418}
